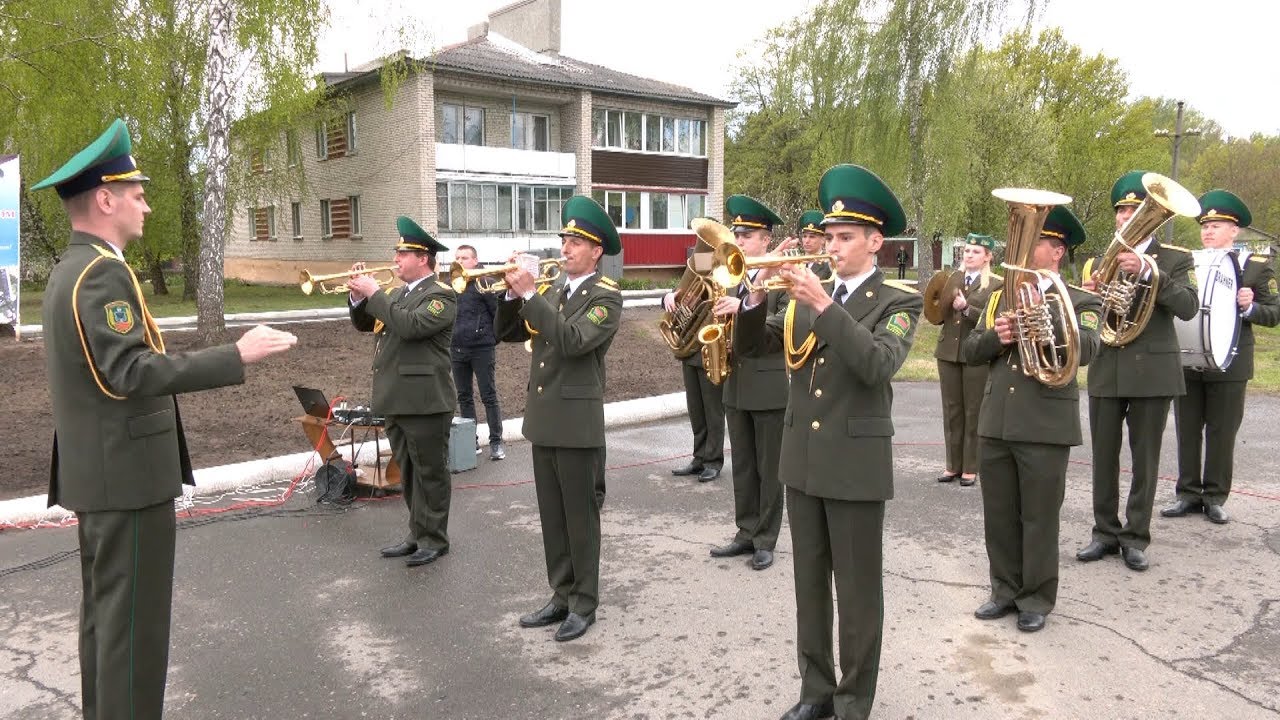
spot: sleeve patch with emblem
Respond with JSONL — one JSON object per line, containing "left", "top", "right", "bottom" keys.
{"left": 427, "top": 299, "right": 445, "bottom": 316}
{"left": 104, "top": 301, "right": 135, "bottom": 334}
{"left": 587, "top": 306, "right": 608, "bottom": 325}
{"left": 886, "top": 311, "right": 912, "bottom": 338}
{"left": 1079, "top": 310, "right": 1100, "bottom": 331}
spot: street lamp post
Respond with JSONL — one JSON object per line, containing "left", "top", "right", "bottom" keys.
{"left": 1154, "top": 100, "right": 1201, "bottom": 242}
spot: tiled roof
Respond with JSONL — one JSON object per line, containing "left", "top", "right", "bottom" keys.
{"left": 328, "top": 34, "right": 736, "bottom": 109}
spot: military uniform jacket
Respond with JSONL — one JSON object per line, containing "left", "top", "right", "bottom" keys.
{"left": 496, "top": 275, "right": 622, "bottom": 448}
{"left": 736, "top": 271, "right": 922, "bottom": 501}
{"left": 964, "top": 284, "right": 1102, "bottom": 446}
{"left": 722, "top": 287, "right": 788, "bottom": 411}
{"left": 43, "top": 232, "right": 245, "bottom": 511}
{"left": 350, "top": 277, "right": 457, "bottom": 416}
{"left": 1084, "top": 241, "right": 1199, "bottom": 397}
{"left": 934, "top": 272, "right": 1003, "bottom": 363}
{"left": 1192, "top": 253, "right": 1280, "bottom": 383}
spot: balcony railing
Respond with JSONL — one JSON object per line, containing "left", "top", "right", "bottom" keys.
{"left": 435, "top": 144, "right": 575, "bottom": 183}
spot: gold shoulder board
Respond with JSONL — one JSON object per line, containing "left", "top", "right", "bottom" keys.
{"left": 983, "top": 290, "right": 1002, "bottom": 329}
{"left": 881, "top": 279, "right": 919, "bottom": 294}
{"left": 1249, "top": 255, "right": 1269, "bottom": 263}
{"left": 436, "top": 280, "right": 453, "bottom": 291}
{"left": 597, "top": 276, "right": 620, "bottom": 291}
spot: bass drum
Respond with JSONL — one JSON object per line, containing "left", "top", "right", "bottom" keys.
{"left": 1175, "top": 249, "right": 1241, "bottom": 371}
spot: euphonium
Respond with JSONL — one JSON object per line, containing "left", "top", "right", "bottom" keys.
{"left": 697, "top": 316, "right": 731, "bottom": 385}
{"left": 659, "top": 218, "right": 731, "bottom": 360}
{"left": 299, "top": 265, "right": 396, "bottom": 295}
{"left": 1092, "top": 172, "right": 1201, "bottom": 347}
{"left": 992, "top": 188, "right": 1080, "bottom": 389}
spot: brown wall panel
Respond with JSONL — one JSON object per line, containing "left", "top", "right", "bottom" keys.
{"left": 591, "top": 150, "right": 707, "bottom": 189}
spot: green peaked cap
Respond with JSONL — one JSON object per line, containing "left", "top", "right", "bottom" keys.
{"left": 1196, "top": 189, "right": 1251, "bottom": 227}
{"left": 725, "top": 195, "right": 783, "bottom": 232}
{"left": 1042, "top": 205, "right": 1086, "bottom": 248}
{"left": 965, "top": 233, "right": 995, "bottom": 251}
{"left": 817, "top": 164, "right": 906, "bottom": 237}
{"left": 394, "top": 215, "right": 447, "bottom": 253}
{"left": 560, "top": 195, "right": 620, "bottom": 255}
{"left": 797, "top": 209, "right": 826, "bottom": 236}
{"left": 1111, "top": 170, "right": 1148, "bottom": 208}
{"left": 31, "top": 118, "right": 149, "bottom": 199}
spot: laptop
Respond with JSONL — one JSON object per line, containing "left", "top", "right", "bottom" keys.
{"left": 292, "top": 385, "right": 332, "bottom": 419}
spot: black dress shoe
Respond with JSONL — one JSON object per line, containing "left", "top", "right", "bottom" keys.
{"left": 958, "top": 474, "right": 977, "bottom": 487}
{"left": 1076, "top": 540, "right": 1119, "bottom": 562}
{"left": 936, "top": 473, "right": 958, "bottom": 483}
{"left": 779, "top": 700, "right": 835, "bottom": 720}
{"left": 1120, "top": 546, "right": 1149, "bottom": 571}
{"left": 672, "top": 461, "right": 705, "bottom": 476}
{"left": 710, "top": 540, "right": 754, "bottom": 558}
{"left": 405, "top": 546, "right": 448, "bottom": 567}
{"left": 973, "top": 600, "right": 1014, "bottom": 620}
{"left": 380, "top": 541, "right": 417, "bottom": 558}
{"left": 750, "top": 549, "right": 774, "bottom": 571}
{"left": 553, "top": 612, "right": 595, "bottom": 642}
{"left": 1204, "top": 504, "right": 1229, "bottom": 524}
{"left": 1161, "top": 498, "right": 1202, "bottom": 517}
{"left": 519, "top": 601, "right": 569, "bottom": 628}
{"left": 1016, "top": 611, "right": 1046, "bottom": 632}
{"left": 697, "top": 466, "right": 721, "bottom": 482}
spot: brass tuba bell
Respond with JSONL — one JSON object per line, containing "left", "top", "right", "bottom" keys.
{"left": 1092, "top": 172, "right": 1201, "bottom": 347}
{"left": 992, "top": 188, "right": 1081, "bottom": 389}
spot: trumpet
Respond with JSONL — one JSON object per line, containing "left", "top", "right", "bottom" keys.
{"left": 449, "top": 258, "right": 563, "bottom": 294}
{"left": 710, "top": 242, "right": 836, "bottom": 292}
{"left": 299, "top": 266, "right": 396, "bottom": 295}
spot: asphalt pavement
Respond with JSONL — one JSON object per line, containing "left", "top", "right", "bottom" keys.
{"left": 2, "top": 382, "right": 1278, "bottom": 719}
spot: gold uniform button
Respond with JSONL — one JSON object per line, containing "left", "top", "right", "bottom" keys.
{"left": 811, "top": 420, "right": 820, "bottom": 430}
{"left": 818, "top": 357, "right": 826, "bottom": 366}
{"left": 1011, "top": 364, "right": 1019, "bottom": 371}
{"left": 1008, "top": 387, "right": 1015, "bottom": 394}
{"left": 814, "top": 389, "right": 823, "bottom": 398}
{"left": 539, "top": 362, "right": 545, "bottom": 368}
{"left": 537, "top": 386, "right": 544, "bottom": 394}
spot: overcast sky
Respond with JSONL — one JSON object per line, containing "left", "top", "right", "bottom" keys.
{"left": 316, "top": 0, "right": 1279, "bottom": 138}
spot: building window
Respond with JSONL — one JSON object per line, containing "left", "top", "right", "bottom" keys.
{"left": 651, "top": 193, "right": 669, "bottom": 230}
{"left": 247, "top": 207, "right": 255, "bottom": 238}
{"left": 436, "top": 181, "right": 570, "bottom": 232}
{"left": 321, "top": 197, "right": 353, "bottom": 239}
{"left": 346, "top": 111, "right": 357, "bottom": 152}
{"left": 591, "top": 190, "right": 706, "bottom": 231}
{"left": 320, "top": 199, "right": 331, "bottom": 237}
{"left": 315, "top": 123, "right": 327, "bottom": 160}
{"left": 591, "top": 109, "right": 707, "bottom": 157}
{"left": 291, "top": 202, "right": 302, "bottom": 238}
{"left": 286, "top": 130, "right": 300, "bottom": 167}
{"left": 252, "top": 206, "right": 276, "bottom": 240}
{"left": 315, "top": 116, "right": 352, "bottom": 159}
{"left": 512, "top": 112, "right": 549, "bottom": 151}
{"left": 348, "top": 195, "right": 361, "bottom": 236}
{"left": 250, "top": 148, "right": 269, "bottom": 174}
{"left": 442, "top": 104, "right": 485, "bottom": 146}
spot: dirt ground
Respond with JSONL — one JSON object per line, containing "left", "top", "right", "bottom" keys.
{"left": 0, "top": 307, "right": 684, "bottom": 501}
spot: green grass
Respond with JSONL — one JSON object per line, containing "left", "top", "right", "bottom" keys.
{"left": 18, "top": 275, "right": 346, "bottom": 324}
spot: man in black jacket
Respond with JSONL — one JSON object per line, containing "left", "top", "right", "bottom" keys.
{"left": 450, "top": 244, "right": 505, "bottom": 460}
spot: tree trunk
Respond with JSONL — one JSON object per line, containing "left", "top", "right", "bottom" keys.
{"left": 147, "top": 256, "right": 169, "bottom": 295}
{"left": 196, "top": 0, "right": 233, "bottom": 345}
{"left": 904, "top": 2, "right": 934, "bottom": 283}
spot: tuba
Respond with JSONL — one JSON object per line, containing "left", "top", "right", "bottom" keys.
{"left": 992, "top": 188, "right": 1080, "bottom": 389}
{"left": 659, "top": 218, "right": 731, "bottom": 373}
{"left": 1092, "top": 172, "right": 1201, "bottom": 347}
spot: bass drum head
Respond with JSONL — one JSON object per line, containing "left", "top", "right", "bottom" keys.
{"left": 1177, "top": 250, "right": 1242, "bottom": 371}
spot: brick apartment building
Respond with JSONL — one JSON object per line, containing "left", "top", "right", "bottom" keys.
{"left": 226, "top": 0, "right": 735, "bottom": 284}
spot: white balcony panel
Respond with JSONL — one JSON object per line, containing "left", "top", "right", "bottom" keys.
{"left": 435, "top": 144, "right": 575, "bottom": 184}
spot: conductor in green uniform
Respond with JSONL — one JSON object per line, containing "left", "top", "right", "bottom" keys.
{"left": 933, "top": 233, "right": 1002, "bottom": 486}
{"left": 349, "top": 217, "right": 457, "bottom": 567}
{"left": 1077, "top": 171, "right": 1199, "bottom": 572}
{"left": 1164, "top": 190, "right": 1280, "bottom": 524}
{"left": 737, "top": 164, "right": 922, "bottom": 720}
{"left": 965, "top": 205, "right": 1101, "bottom": 633}
{"left": 708, "top": 195, "right": 789, "bottom": 571}
{"left": 35, "top": 119, "right": 297, "bottom": 719}
{"left": 499, "top": 196, "right": 623, "bottom": 642}
{"left": 797, "top": 210, "right": 832, "bottom": 280}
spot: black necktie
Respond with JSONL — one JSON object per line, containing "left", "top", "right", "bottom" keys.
{"left": 964, "top": 274, "right": 975, "bottom": 290}
{"left": 833, "top": 283, "right": 848, "bottom": 305}
{"left": 559, "top": 284, "right": 571, "bottom": 309}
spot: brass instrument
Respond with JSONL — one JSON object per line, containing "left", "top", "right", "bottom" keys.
{"left": 922, "top": 269, "right": 955, "bottom": 325}
{"left": 449, "top": 258, "right": 563, "bottom": 294}
{"left": 299, "top": 265, "right": 396, "bottom": 295}
{"left": 659, "top": 218, "right": 731, "bottom": 363}
{"left": 1093, "top": 172, "right": 1201, "bottom": 347}
{"left": 992, "top": 187, "right": 1080, "bottom": 389}
{"left": 709, "top": 242, "right": 836, "bottom": 291}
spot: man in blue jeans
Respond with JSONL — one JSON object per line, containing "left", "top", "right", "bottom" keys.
{"left": 451, "top": 244, "right": 505, "bottom": 460}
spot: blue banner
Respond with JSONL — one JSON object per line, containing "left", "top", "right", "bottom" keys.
{"left": 0, "top": 155, "right": 20, "bottom": 331}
